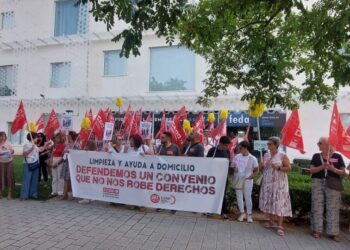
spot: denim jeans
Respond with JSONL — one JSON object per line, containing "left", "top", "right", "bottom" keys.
{"left": 20, "top": 162, "right": 39, "bottom": 199}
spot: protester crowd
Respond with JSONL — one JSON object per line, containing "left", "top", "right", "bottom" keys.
{"left": 0, "top": 128, "right": 348, "bottom": 242}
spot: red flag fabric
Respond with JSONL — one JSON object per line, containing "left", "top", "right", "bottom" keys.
{"left": 193, "top": 112, "right": 204, "bottom": 143}
{"left": 173, "top": 106, "right": 187, "bottom": 124}
{"left": 44, "top": 109, "right": 60, "bottom": 139}
{"left": 168, "top": 120, "right": 187, "bottom": 147}
{"left": 130, "top": 109, "right": 142, "bottom": 136}
{"left": 155, "top": 112, "right": 166, "bottom": 139}
{"left": 193, "top": 112, "right": 204, "bottom": 132}
{"left": 106, "top": 108, "right": 114, "bottom": 123}
{"left": 92, "top": 109, "right": 106, "bottom": 140}
{"left": 228, "top": 137, "right": 238, "bottom": 161}
{"left": 11, "top": 101, "right": 27, "bottom": 134}
{"left": 167, "top": 107, "right": 188, "bottom": 146}
{"left": 79, "top": 129, "right": 90, "bottom": 149}
{"left": 123, "top": 104, "right": 133, "bottom": 133}
{"left": 145, "top": 113, "right": 152, "bottom": 122}
{"left": 329, "top": 102, "right": 350, "bottom": 159}
{"left": 88, "top": 108, "right": 93, "bottom": 124}
{"left": 280, "top": 109, "right": 305, "bottom": 154}
{"left": 36, "top": 113, "right": 44, "bottom": 132}
{"left": 210, "top": 119, "right": 227, "bottom": 142}
{"left": 243, "top": 126, "right": 250, "bottom": 142}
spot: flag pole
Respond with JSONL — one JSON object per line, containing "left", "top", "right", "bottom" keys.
{"left": 257, "top": 116, "right": 263, "bottom": 161}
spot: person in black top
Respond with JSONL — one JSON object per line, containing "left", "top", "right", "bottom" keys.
{"left": 207, "top": 136, "right": 231, "bottom": 219}
{"left": 309, "top": 137, "right": 345, "bottom": 242}
{"left": 36, "top": 132, "right": 49, "bottom": 185}
{"left": 158, "top": 132, "right": 180, "bottom": 156}
{"left": 207, "top": 136, "right": 230, "bottom": 158}
{"left": 184, "top": 131, "right": 204, "bottom": 157}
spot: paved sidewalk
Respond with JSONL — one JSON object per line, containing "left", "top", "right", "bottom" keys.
{"left": 0, "top": 200, "right": 349, "bottom": 250}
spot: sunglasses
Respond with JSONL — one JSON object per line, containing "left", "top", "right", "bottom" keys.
{"left": 317, "top": 142, "right": 322, "bottom": 145}
{"left": 267, "top": 142, "right": 273, "bottom": 145}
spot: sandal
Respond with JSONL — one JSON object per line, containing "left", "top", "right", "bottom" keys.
{"left": 277, "top": 226, "right": 285, "bottom": 236}
{"left": 312, "top": 231, "right": 321, "bottom": 238}
{"left": 264, "top": 221, "right": 277, "bottom": 228}
{"left": 330, "top": 235, "right": 341, "bottom": 242}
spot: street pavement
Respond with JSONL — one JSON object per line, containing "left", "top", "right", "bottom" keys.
{"left": 0, "top": 199, "right": 349, "bottom": 250}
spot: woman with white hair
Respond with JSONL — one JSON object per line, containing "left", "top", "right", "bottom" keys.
{"left": 259, "top": 136, "right": 292, "bottom": 236}
{"left": 310, "top": 137, "right": 345, "bottom": 242}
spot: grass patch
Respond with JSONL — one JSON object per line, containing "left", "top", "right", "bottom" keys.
{"left": 1, "top": 155, "right": 51, "bottom": 200}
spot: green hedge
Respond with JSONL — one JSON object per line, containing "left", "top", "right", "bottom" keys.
{"left": 225, "top": 171, "right": 350, "bottom": 218}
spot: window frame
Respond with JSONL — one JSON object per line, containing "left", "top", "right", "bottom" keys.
{"left": 103, "top": 50, "right": 128, "bottom": 77}
{"left": 0, "top": 64, "right": 17, "bottom": 97}
{"left": 50, "top": 62, "right": 71, "bottom": 88}
{"left": 148, "top": 46, "right": 196, "bottom": 92}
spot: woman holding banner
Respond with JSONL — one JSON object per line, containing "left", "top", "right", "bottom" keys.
{"left": 309, "top": 137, "right": 345, "bottom": 242}
{"left": 0, "top": 131, "right": 15, "bottom": 199}
{"left": 259, "top": 136, "right": 292, "bottom": 236}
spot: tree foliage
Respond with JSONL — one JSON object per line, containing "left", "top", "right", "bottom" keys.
{"left": 80, "top": 0, "right": 350, "bottom": 108}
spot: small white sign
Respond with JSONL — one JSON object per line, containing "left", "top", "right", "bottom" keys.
{"left": 254, "top": 140, "right": 268, "bottom": 151}
{"left": 140, "top": 122, "right": 152, "bottom": 139}
{"left": 103, "top": 122, "right": 114, "bottom": 141}
{"left": 61, "top": 114, "right": 73, "bottom": 131}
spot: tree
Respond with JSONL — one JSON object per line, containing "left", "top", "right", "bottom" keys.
{"left": 80, "top": 0, "right": 350, "bottom": 108}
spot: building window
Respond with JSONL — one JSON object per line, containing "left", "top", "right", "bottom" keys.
{"left": 103, "top": 50, "right": 127, "bottom": 76}
{"left": 7, "top": 122, "right": 23, "bottom": 145}
{"left": 0, "top": 65, "right": 17, "bottom": 97}
{"left": 54, "top": 0, "right": 88, "bottom": 37}
{"left": 50, "top": 62, "right": 71, "bottom": 88}
{"left": 149, "top": 46, "right": 195, "bottom": 91}
{"left": 1, "top": 11, "right": 15, "bottom": 30}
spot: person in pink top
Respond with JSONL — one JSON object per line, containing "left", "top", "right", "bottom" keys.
{"left": 0, "top": 131, "right": 15, "bottom": 199}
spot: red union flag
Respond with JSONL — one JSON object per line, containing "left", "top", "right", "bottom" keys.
{"left": 105, "top": 108, "right": 114, "bottom": 123}
{"left": 155, "top": 111, "right": 166, "bottom": 139}
{"left": 329, "top": 102, "right": 350, "bottom": 159}
{"left": 228, "top": 136, "right": 238, "bottom": 161}
{"left": 92, "top": 109, "right": 106, "bottom": 140}
{"left": 210, "top": 119, "right": 227, "bottom": 142}
{"left": 11, "top": 101, "right": 27, "bottom": 134}
{"left": 280, "top": 109, "right": 305, "bottom": 154}
{"left": 130, "top": 109, "right": 142, "bottom": 136}
{"left": 123, "top": 104, "right": 133, "bottom": 133}
{"left": 173, "top": 106, "right": 187, "bottom": 124}
{"left": 145, "top": 112, "right": 152, "bottom": 122}
{"left": 44, "top": 109, "right": 60, "bottom": 139}
{"left": 79, "top": 129, "right": 90, "bottom": 149}
{"left": 193, "top": 112, "right": 204, "bottom": 143}
{"left": 168, "top": 120, "right": 187, "bottom": 146}
{"left": 243, "top": 126, "right": 250, "bottom": 142}
{"left": 88, "top": 108, "right": 93, "bottom": 124}
{"left": 36, "top": 113, "right": 44, "bottom": 132}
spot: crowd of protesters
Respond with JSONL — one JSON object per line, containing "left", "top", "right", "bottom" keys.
{"left": 0, "top": 129, "right": 348, "bottom": 241}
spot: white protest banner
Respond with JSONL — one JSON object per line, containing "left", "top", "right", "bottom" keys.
{"left": 68, "top": 151, "right": 228, "bottom": 214}
{"left": 140, "top": 122, "right": 152, "bottom": 139}
{"left": 61, "top": 114, "right": 73, "bottom": 131}
{"left": 103, "top": 122, "right": 114, "bottom": 141}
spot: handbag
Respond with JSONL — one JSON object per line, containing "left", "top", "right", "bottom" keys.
{"left": 326, "top": 175, "right": 343, "bottom": 191}
{"left": 26, "top": 160, "right": 39, "bottom": 171}
{"left": 255, "top": 174, "right": 263, "bottom": 186}
{"left": 232, "top": 175, "right": 245, "bottom": 189}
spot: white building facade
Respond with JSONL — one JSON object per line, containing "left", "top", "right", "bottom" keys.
{"left": 0, "top": 0, "right": 349, "bottom": 161}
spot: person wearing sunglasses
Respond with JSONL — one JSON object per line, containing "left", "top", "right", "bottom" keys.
{"left": 259, "top": 136, "right": 292, "bottom": 236}
{"left": 309, "top": 137, "right": 345, "bottom": 242}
